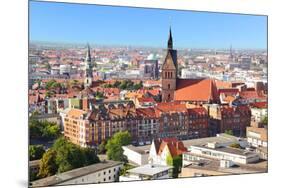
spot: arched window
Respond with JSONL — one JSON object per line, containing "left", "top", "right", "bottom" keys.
{"left": 171, "top": 72, "right": 173, "bottom": 78}
{"left": 168, "top": 84, "right": 170, "bottom": 89}
{"left": 168, "top": 94, "right": 171, "bottom": 100}
{"left": 165, "top": 72, "right": 167, "bottom": 78}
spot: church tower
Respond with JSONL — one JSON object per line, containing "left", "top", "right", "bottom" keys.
{"left": 84, "top": 43, "right": 93, "bottom": 87}
{"left": 161, "top": 27, "right": 177, "bottom": 102}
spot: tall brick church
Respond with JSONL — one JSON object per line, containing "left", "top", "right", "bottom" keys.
{"left": 161, "top": 27, "right": 220, "bottom": 103}
{"left": 161, "top": 27, "right": 178, "bottom": 102}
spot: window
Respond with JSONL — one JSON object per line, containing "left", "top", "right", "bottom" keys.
{"left": 104, "top": 171, "right": 106, "bottom": 175}
{"left": 168, "top": 84, "right": 170, "bottom": 89}
{"left": 109, "top": 170, "right": 111, "bottom": 173}
{"left": 104, "top": 178, "right": 106, "bottom": 182}
{"left": 109, "top": 176, "right": 111, "bottom": 180}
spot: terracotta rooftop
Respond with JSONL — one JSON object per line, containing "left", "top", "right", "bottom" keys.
{"left": 136, "top": 108, "right": 157, "bottom": 118}
{"left": 156, "top": 138, "right": 187, "bottom": 157}
{"left": 218, "top": 88, "right": 239, "bottom": 95}
{"left": 250, "top": 101, "right": 268, "bottom": 109}
{"left": 137, "top": 97, "right": 155, "bottom": 103}
{"left": 175, "top": 78, "right": 219, "bottom": 102}
{"left": 239, "top": 90, "right": 267, "bottom": 100}
{"left": 67, "top": 109, "right": 87, "bottom": 118}
{"left": 156, "top": 102, "right": 187, "bottom": 114}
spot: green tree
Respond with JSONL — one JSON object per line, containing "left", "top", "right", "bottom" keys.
{"left": 119, "top": 81, "right": 128, "bottom": 90}
{"left": 82, "top": 147, "right": 100, "bottom": 166}
{"left": 29, "top": 119, "right": 60, "bottom": 141}
{"left": 229, "top": 143, "right": 241, "bottom": 149}
{"left": 261, "top": 115, "right": 268, "bottom": 125}
{"left": 133, "top": 81, "right": 143, "bottom": 90}
{"left": 113, "top": 81, "right": 121, "bottom": 88}
{"left": 172, "top": 155, "right": 182, "bottom": 178}
{"left": 29, "top": 119, "right": 42, "bottom": 139}
{"left": 98, "top": 141, "right": 107, "bottom": 154}
{"left": 53, "top": 137, "right": 100, "bottom": 173}
{"left": 38, "top": 149, "right": 58, "bottom": 178}
{"left": 120, "top": 164, "right": 135, "bottom": 176}
{"left": 45, "top": 80, "right": 57, "bottom": 90}
{"left": 29, "top": 145, "right": 45, "bottom": 161}
{"left": 166, "top": 153, "right": 182, "bottom": 178}
{"left": 225, "top": 129, "right": 234, "bottom": 136}
{"left": 106, "top": 131, "right": 131, "bottom": 162}
{"left": 95, "top": 91, "right": 104, "bottom": 99}
{"left": 29, "top": 170, "right": 39, "bottom": 181}
{"left": 41, "top": 121, "right": 60, "bottom": 140}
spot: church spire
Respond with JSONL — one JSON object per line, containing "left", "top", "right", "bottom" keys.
{"left": 168, "top": 26, "right": 173, "bottom": 49}
{"left": 86, "top": 43, "right": 91, "bottom": 62}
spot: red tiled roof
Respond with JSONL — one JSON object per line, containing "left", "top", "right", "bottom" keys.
{"left": 67, "top": 109, "right": 87, "bottom": 118}
{"left": 251, "top": 101, "right": 268, "bottom": 109}
{"left": 220, "top": 105, "right": 251, "bottom": 115}
{"left": 246, "top": 88, "right": 256, "bottom": 91}
{"left": 136, "top": 108, "right": 156, "bottom": 118}
{"left": 218, "top": 88, "right": 239, "bottom": 95}
{"left": 239, "top": 91, "right": 266, "bottom": 100}
{"left": 175, "top": 78, "right": 219, "bottom": 102}
{"left": 156, "top": 138, "right": 187, "bottom": 157}
{"left": 187, "top": 107, "right": 208, "bottom": 115}
{"left": 137, "top": 97, "right": 155, "bottom": 103}
{"left": 156, "top": 102, "right": 187, "bottom": 114}
{"left": 215, "top": 80, "right": 233, "bottom": 89}
{"left": 146, "top": 89, "right": 160, "bottom": 96}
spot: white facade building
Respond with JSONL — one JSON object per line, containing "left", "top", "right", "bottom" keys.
{"left": 188, "top": 144, "right": 259, "bottom": 164}
{"left": 31, "top": 161, "right": 123, "bottom": 187}
{"left": 122, "top": 145, "right": 149, "bottom": 166}
{"left": 251, "top": 108, "right": 267, "bottom": 122}
{"left": 120, "top": 164, "right": 173, "bottom": 181}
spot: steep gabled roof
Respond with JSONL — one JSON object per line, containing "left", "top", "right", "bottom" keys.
{"left": 175, "top": 78, "right": 219, "bottom": 102}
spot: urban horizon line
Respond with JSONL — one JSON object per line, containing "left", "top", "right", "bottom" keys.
{"left": 29, "top": 40, "right": 267, "bottom": 51}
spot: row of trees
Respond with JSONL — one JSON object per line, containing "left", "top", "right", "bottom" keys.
{"left": 36, "top": 137, "right": 100, "bottom": 179}
{"left": 45, "top": 80, "right": 64, "bottom": 90}
{"left": 103, "top": 80, "right": 143, "bottom": 90}
{"left": 29, "top": 119, "right": 61, "bottom": 141}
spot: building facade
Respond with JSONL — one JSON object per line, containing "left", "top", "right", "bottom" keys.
{"left": 206, "top": 104, "right": 251, "bottom": 137}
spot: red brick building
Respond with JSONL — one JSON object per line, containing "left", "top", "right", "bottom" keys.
{"left": 206, "top": 104, "right": 251, "bottom": 137}
{"left": 63, "top": 101, "right": 210, "bottom": 147}
{"left": 161, "top": 27, "right": 221, "bottom": 104}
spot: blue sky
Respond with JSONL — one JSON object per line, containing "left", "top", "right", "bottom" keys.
{"left": 29, "top": 1, "right": 267, "bottom": 49}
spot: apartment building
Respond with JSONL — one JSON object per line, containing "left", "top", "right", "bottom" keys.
{"left": 206, "top": 104, "right": 251, "bottom": 137}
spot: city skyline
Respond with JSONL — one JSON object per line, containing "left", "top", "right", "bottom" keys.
{"left": 30, "top": 1, "right": 267, "bottom": 50}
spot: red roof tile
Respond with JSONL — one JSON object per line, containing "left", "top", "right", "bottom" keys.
{"left": 251, "top": 101, "right": 268, "bottom": 109}
{"left": 156, "top": 138, "right": 187, "bottom": 157}
{"left": 175, "top": 79, "right": 219, "bottom": 102}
